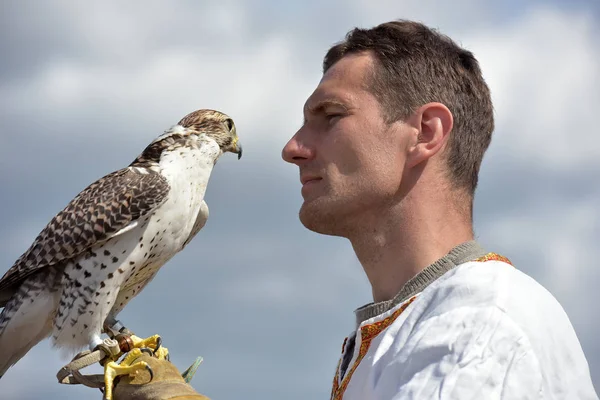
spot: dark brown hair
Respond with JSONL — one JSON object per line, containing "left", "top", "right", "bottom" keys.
{"left": 324, "top": 20, "right": 494, "bottom": 202}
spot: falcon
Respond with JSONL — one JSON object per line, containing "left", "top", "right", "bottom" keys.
{"left": 0, "top": 109, "right": 242, "bottom": 395}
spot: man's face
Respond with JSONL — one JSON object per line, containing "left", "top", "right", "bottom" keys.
{"left": 282, "top": 53, "right": 411, "bottom": 236}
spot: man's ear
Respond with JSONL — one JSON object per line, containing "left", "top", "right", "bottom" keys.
{"left": 405, "top": 102, "right": 453, "bottom": 169}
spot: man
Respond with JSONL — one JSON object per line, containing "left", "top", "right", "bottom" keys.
{"left": 282, "top": 20, "right": 597, "bottom": 399}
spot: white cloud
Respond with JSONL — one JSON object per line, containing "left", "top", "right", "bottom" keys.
{"left": 0, "top": 0, "right": 319, "bottom": 160}
{"left": 466, "top": 7, "right": 600, "bottom": 170}
{"left": 483, "top": 197, "right": 599, "bottom": 294}
{"left": 223, "top": 239, "right": 367, "bottom": 309}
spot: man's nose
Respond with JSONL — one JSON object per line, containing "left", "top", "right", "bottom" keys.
{"left": 282, "top": 133, "right": 314, "bottom": 165}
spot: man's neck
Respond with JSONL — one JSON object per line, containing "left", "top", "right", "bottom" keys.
{"left": 353, "top": 240, "right": 486, "bottom": 327}
{"left": 348, "top": 198, "right": 473, "bottom": 303}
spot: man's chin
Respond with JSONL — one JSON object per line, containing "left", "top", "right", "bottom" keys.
{"left": 298, "top": 201, "right": 346, "bottom": 237}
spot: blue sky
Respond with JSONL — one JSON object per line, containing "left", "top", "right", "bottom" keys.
{"left": 0, "top": 1, "right": 598, "bottom": 399}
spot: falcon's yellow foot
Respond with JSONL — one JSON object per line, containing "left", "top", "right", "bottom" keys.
{"left": 103, "top": 348, "right": 153, "bottom": 400}
{"left": 129, "top": 334, "right": 170, "bottom": 361}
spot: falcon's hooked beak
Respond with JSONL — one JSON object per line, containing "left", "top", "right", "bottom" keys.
{"left": 233, "top": 137, "right": 243, "bottom": 160}
{"left": 231, "top": 129, "right": 242, "bottom": 160}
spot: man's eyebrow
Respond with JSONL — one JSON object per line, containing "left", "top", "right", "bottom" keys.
{"left": 304, "top": 99, "right": 349, "bottom": 115}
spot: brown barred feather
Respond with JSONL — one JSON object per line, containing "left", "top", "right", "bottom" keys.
{"left": 0, "top": 168, "right": 169, "bottom": 304}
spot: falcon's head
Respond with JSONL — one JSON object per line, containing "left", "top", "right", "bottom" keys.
{"left": 132, "top": 109, "right": 242, "bottom": 168}
{"left": 177, "top": 109, "right": 242, "bottom": 160}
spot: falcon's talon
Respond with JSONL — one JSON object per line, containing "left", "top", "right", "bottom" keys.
{"left": 103, "top": 348, "right": 152, "bottom": 400}
{"left": 128, "top": 334, "right": 170, "bottom": 360}
{"left": 154, "top": 346, "right": 170, "bottom": 361}
{"left": 140, "top": 347, "right": 154, "bottom": 357}
{"left": 153, "top": 336, "right": 162, "bottom": 355}
{"left": 146, "top": 363, "right": 154, "bottom": 382}
{"left": 129, "top": 334, "right": 160, "bottom": 349}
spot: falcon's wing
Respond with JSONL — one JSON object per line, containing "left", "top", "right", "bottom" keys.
{"left": 0, "top": 168, "right": 170, "bottom": 300}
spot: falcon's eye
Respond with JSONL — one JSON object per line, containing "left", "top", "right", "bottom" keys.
{"left": 224, "top": 118, "right": 234, "bottom": 132}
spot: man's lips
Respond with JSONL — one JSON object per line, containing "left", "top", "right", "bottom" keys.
{"left": 301, "top": 176, "right": 322, "bottom": 197}
{"left": 300, "top": 176, "right": 322, "bottom": 185}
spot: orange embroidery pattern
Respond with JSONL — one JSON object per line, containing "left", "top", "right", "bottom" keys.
{"left": 330, "top": 296, "right": 418, "bottom": 400}
{"left": 475, "top": 252, "right": 512, "bottom": 266}
{"left": 329, "top": 337, "right": 348, "bottom": 393}
{"left": 330, "top": 358, "right": 342, "bottom": 397}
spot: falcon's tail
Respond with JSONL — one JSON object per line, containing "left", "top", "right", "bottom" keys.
{"left": 0, "top": 284, "right": 55, "bottom": 378}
